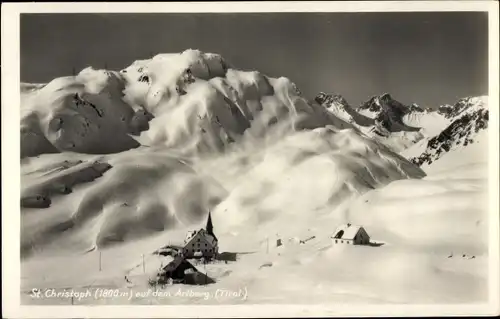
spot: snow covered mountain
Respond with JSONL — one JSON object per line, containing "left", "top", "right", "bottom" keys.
{"left": 404, "top": 96, "right": 489, "bottom": 172}
{"left": 315, "top": 92, "right": 426, "bottom": 152}
{"left": 21, "top": 50, "right": 355, "bottom": 159}
{"left": 315, "top": 92, "right": 373, "bottom": 126}
{"left": 20, "top": 49, "right": 424, "bottom": 257}
{"left": 315, "top": 91, "right": 489, "bottom": 169}
{"left": 437, "top": 96, "right": 487, "bottom": 119}
{"left": 357, "top": 93, "right": 421, "bottom": 132}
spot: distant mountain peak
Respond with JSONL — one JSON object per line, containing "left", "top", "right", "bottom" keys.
{"left": 357, "top": 93, "right": 410, "bottom": 114}
{"left": 437, "top": 96, "right": 488, "bottom": 119}
{"left": 379, "top": 93, "right": 393, "bottom": 102}
{"left": 410, "top": 95, "right": 489, "bottom": 167}
{"left": 315, "top": 91, "right": 422, "bottom": 151}
{"left": 409, "top": 103, "right": 424, "bottom": 112}
{"left": 357, "top": 94, "right": 421, "bottom": 132}
{"left": 315, "top": 92, "right": 350, "bottom": 108}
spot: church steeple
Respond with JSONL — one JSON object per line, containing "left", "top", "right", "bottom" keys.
{"left": 206, "top": 210, "right": 217, "bottom": 241}
{"left": 206, "top": 210, "right": 214, "bottom": 234}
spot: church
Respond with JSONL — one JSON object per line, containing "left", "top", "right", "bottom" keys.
{"left": 181, "top": 211, "right": 219, "bottom": 259}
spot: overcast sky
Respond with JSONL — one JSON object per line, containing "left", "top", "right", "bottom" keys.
{"left": 21, "top": 12, "right": 488, "bottom": 108}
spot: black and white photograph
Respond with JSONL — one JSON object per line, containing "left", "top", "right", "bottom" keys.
{"left": 2, "top": 1, "right": 499, "bottom": 318}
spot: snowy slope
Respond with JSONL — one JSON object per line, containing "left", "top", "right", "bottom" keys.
{"left": 21, "top": 158, "right": 487, "bottom": 305}
{"left": 403, "top": 109, "right": 452, "bottom": 137}
{"left": 20, "top": 71, "right": 142, "bottom": 158}
{"left": 20, "top": 125, "right": 425, "bottom": 258}
{"left": 20, "top": 49, "right": 424, "bottom": 259}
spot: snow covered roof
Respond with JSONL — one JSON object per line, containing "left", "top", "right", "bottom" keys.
{"left": 163, "top": 255, "right": 185, "bottom": 272}
{"left": 184, "top": 229, "right": 218, "bottom": 247}
{"left": 331, "top": 224, "right": 367, "bottom": 240}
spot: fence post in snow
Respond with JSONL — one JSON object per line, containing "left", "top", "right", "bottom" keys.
{"left": 99, "top": 251, "right": 102, "bottom": 272}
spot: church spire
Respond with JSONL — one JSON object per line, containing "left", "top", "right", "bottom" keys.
{"left": 206, "top": 210, "right": 217, "bottom": 241}
{"left": 206, "top": 210, "right": 214, "bottom": 234}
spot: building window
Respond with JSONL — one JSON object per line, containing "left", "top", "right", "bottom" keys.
{"left": 335, "top": 240, "right": 337, "bottom": 243}
{"left": 341, "top": 241, "right": 343, "bottom": 243}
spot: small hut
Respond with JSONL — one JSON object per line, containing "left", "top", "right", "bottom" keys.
{"left": 331, "top": 223, "right": 370, "bottom": 245}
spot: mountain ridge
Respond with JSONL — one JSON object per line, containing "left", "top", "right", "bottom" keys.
{"left": 315, "top": 91, "right": 489, "bottom": 162}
